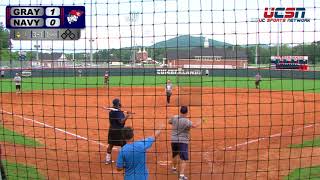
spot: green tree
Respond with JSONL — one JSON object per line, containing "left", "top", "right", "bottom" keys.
{"left": 26, "top": 51, "right": 37, "bottom": 61}
{"left": 109, "top": 48, "right": 131, "bottom": 62}
{"left": 147, "top": 48, "right": 166, "bottom": 62}
{"left": 93, "top": 49, "right": 110, "bottom": 62}
{"left": 0, "top": 22, "right": 13, "bottom": 62}
{"left": 0, "top": 22, "right": 10, "bottom": 49}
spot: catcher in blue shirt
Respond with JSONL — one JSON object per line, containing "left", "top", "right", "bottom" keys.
{"left": 116, "top": 126, "right": 162, "bottom": 180}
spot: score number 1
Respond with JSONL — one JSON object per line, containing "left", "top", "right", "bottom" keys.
{"left": 45, "top": 7, "right": 60, "bottom": 27}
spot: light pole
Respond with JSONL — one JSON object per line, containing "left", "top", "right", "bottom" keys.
{"left": 250, "top": 18, "right": 259, "bottom": 66}
{"left": 277, "top": 0, "right": 282, "bottom": 56}
{"left": 277, "top": 24, "right": 280, "bottom": 56}
{"left": 89, "top": 0, "right": 94, "bottom": 64}
{"left": 89, "top": 39, "right": 94, "bottom": 64}
{"left": 128, "top": 12, "right": 139, "bottom": 65}
{"left": 255, "top": 22, "right": 259, "bottom": 66}
{"left": 35, "top": 0, "right": 39, "bottom": 62}
{"left": 34, "top": 45, "right": 40, "bottom": 61}
{"left": 109, "top": 53, "right": 113, "bottom": 68}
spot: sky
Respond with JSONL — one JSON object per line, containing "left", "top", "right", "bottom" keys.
{"left": 0, "top": 0, "right": 319, "bottom": 53}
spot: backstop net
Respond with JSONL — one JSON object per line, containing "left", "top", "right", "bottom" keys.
{"left": 0, "top": 0, "right": 320, "bottom": 180}
{"left": 176, "top": 68, "right": 203, "bottom": 106}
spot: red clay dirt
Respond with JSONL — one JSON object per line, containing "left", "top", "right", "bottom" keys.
{"left": 1, "top": 87, "right": 320, "bottom": 180}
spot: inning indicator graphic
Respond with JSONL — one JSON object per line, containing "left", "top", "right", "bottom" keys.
{"left": 6, "top": 6, "right": 85, "bottom": 40}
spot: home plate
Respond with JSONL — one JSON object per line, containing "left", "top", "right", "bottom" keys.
{"left": 158, "top": 161, "right": 172, "bottom": 166}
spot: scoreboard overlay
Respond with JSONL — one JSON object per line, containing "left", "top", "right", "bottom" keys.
{"left": 6, "top": 6, "right": 85, "bottom": 40}
{"left": 10, "top": 29, "right": 81, "bottom": 40}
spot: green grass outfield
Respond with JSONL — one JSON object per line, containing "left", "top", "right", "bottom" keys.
{"left": 1, "top": 76, "right": 320, "bottom": 93}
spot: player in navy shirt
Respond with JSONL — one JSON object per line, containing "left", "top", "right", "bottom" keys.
{"left": 109, "top": 110, "right": 125, "bottom": 129}
{"left": 106, "top": 98, "right": 132, "bottom": 164}
{"left": 116, "top": 126, "right": 162, "bottom": 180}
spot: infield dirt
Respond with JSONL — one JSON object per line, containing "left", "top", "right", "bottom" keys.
{"left": 1, "top": 87, "right": 320, "bottom": 180}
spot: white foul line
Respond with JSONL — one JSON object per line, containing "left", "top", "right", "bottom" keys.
{"left": 223, "top": 123, "right": 315, "bottom": 150}
{"left": 0, "top": 109, "right": 108, "bottom": 148}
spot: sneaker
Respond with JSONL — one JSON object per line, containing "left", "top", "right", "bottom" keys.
{"left": 179, "top": 175, "right": 188, "bottom": 180}
{"left": 105, "top": 160, "right": 114, "bottom": 164}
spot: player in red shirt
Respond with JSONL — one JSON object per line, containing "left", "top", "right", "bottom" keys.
{"left": 104, "top": 70, "right": 109, "bottom": 85}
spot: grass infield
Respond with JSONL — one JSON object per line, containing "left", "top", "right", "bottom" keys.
{"left": 0, "top": 124, "right": 42, "bottom": 147}
{"left": 289, "top": 137, "right": 320, "bottom": 148}
{"left": 285, "top": 166, "right": 320, "bottom": 180}
{"left": 2, "top": 160, "right": 45, "bottom": 180}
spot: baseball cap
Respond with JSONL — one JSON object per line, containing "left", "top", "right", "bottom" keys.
{"left": 180, "top": 106, "right": 188, "bottom": 114}
{"left": 112, "top": 98, "right": 121, "bottom": 107}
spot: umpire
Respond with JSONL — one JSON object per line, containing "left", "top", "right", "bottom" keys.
{"left": 105, "top": 98, "right": 131, "bottom": 164}
{"left": 255, "top": 72, "right": 262, "bottom": 89}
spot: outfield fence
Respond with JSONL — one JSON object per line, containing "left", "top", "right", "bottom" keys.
{"left": 1, "top": 67, "right": 320, "bottom": 79}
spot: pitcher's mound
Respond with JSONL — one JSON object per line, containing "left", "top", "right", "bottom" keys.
{"left": 176, "top": 87, "right": 202, "bottom": 106}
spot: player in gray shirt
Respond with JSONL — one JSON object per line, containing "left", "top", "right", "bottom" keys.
{"left": 13, "top": 73, "right": 22, "bottom": 94}
{"left": 169, "top": 106, "right": 201, "bottom": 180}
{"left": 255, "top": 72, "right": 262, "bottom": 89}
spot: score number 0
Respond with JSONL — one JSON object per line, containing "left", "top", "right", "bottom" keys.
{"left": 45, "top": 7, "right": 60, "bottom": 27}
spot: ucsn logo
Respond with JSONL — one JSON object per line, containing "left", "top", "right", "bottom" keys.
{"left": 258, "top": 7, "right": 311, "bottom": 22}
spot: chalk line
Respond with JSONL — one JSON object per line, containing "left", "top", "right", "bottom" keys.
{"left": 223, "top": 123, "right": 315, "bottom": 150}
{"left": 1, "top": 109, "right": 109, "bottom": 148}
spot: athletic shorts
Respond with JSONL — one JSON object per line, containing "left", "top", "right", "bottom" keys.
{"left": 171, "top": 143, "right": 188, "bottom": 160}
{"left": 255, "top": 80, "right": 261, "bottom": 85}
{"left": 108, "top": 128, "right": 126, "bottom": 147}
{"left": 16, "top": 85, "right": 21, "bottom": 90}
{"left": 166, "top": 91, "right": 172, "bottom": 97}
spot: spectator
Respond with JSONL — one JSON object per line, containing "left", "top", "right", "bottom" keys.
{"left": 116, "top": 126, "right": 162, "bottom": 180}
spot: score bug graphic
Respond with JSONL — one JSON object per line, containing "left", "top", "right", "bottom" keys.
{"left": 6, "top": 6, "right": 85, "bottom": 28}
{"left": 6, "top": 6, "right": 85, "bottom": 40}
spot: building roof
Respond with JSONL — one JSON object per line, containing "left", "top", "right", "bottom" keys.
{"left": 165, "top": 47, "right": 248, "bottom": 60}
{"left": 39, "top": 53, "right": 64, "bottom": 61}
